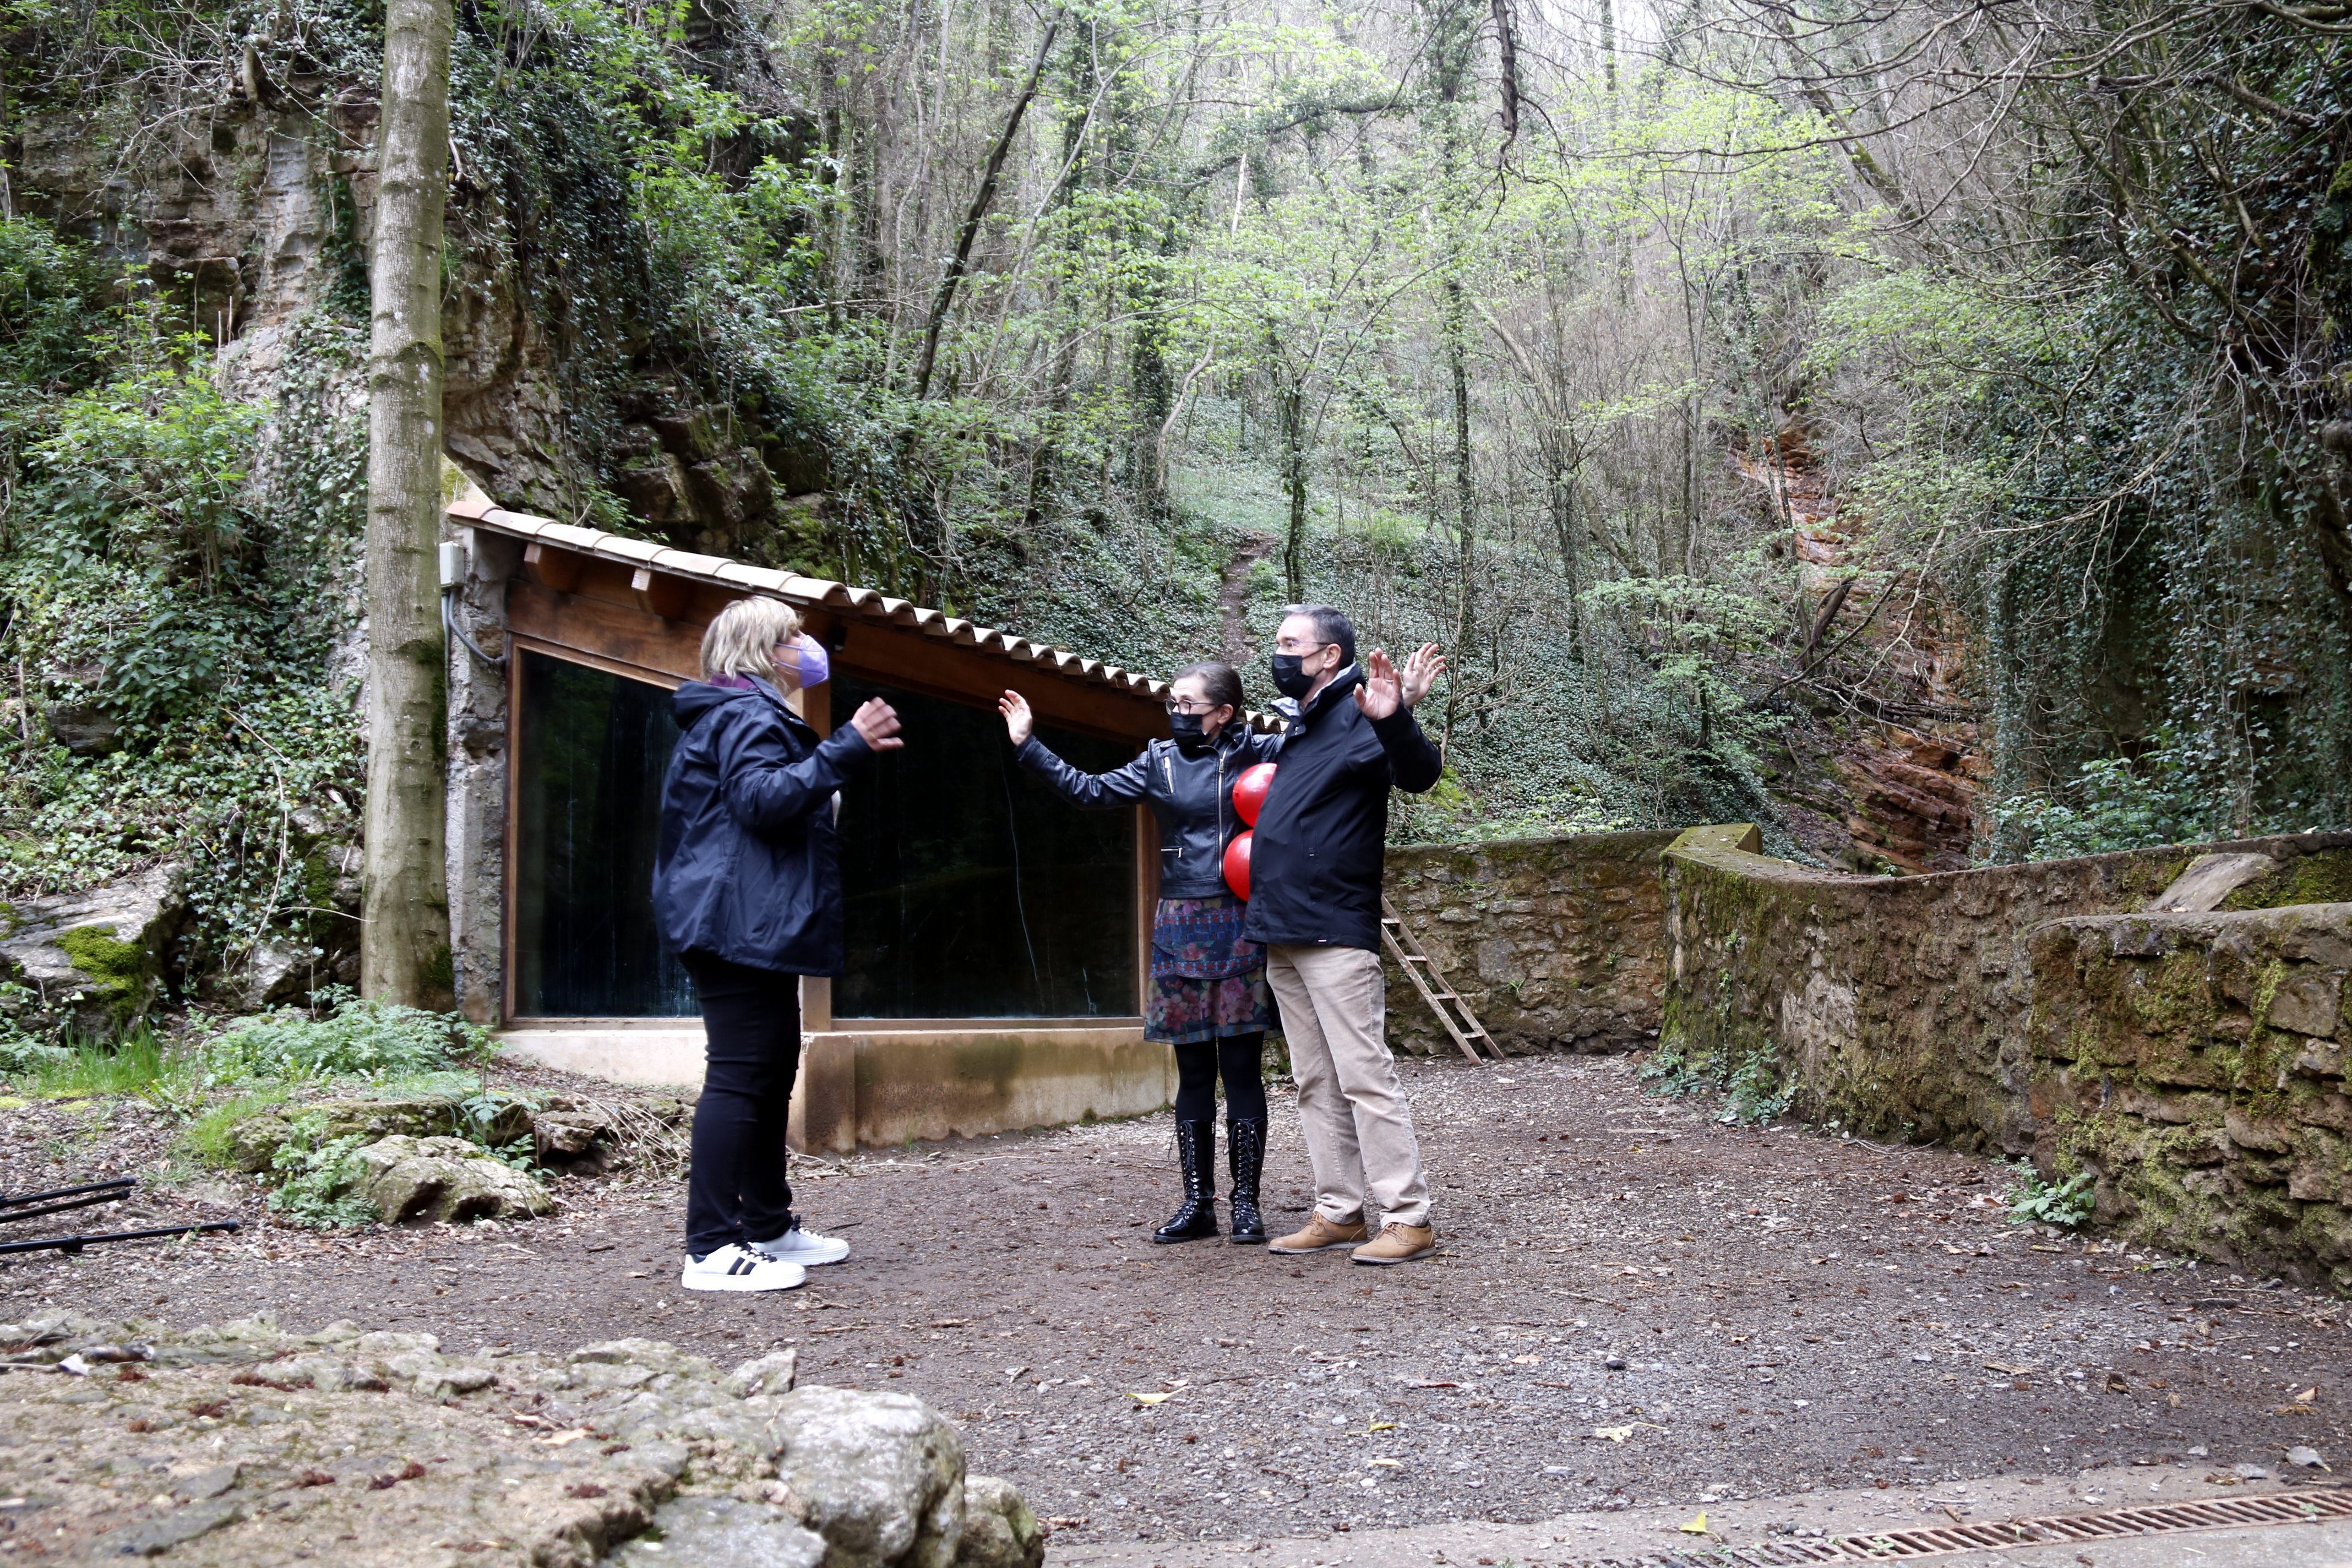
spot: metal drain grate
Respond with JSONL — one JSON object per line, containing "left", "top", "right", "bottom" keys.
{"left": 1568, "top": 1487, "right": 2352, "bottom": 1565}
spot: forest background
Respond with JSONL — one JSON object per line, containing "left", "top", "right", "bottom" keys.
{"left": 1, "top": 0, "right": 2349, "bottom": 1009}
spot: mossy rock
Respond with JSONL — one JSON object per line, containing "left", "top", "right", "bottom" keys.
{"left": 2223, "top": 850, "right": 2352, "bottom": 913}
{"left": 0, "top": 864, "right": 187, "bottom": 1038}
{"left": 222, "top": 1097, "right": 535, "bottom": 1173}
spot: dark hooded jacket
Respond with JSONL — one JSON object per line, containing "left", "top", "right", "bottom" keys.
{"left": 652, "top": 677, "right": 875, "bottom": 974}
{"left": 1239, "top": 666, "right": 1444, "bottom": 951}
{"left": 1014, "top": 722, "right": 1284, "bottom": 899}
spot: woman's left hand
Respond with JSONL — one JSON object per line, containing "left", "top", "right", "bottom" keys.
{"left": 997, "top": 689, "right": 1034, "bottom": 745}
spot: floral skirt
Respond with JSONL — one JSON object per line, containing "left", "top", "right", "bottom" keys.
{"left": 1146, "top": 894, "right": 1272, "bottom": 1046}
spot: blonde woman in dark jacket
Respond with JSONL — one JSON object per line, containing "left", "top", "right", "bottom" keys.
{"left": 654, "top": 596, "right": 901, "bottom": 1292}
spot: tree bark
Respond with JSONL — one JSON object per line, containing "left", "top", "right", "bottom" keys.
{"left": 1277, "top": 363, "right": 1308, "bottom": 602}
{"left": 361, "top": 0, "right": 454, "bottom": 1006}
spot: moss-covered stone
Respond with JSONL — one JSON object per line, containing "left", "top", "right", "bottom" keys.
{"left": 53, "top": 924, "right": 153, "bottom": 1016}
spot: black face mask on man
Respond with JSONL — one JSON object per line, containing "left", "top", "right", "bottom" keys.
{"left": 1168, "top": 711, "right": 1213, "bottom": 751}
{"left": 1269, "top": 652, "right": 1320, "bottom": 700}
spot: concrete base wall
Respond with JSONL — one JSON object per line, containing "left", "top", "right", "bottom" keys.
{"left": 497, "top": 1021, "right": 1172, "bottom": 1153}
{"left": 792, "top": 1026, "right": 1171, "bottom": 1153}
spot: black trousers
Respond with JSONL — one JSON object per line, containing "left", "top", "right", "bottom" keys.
{"left": 1173, "top": 1031, "right": 1268, "bottom": 1123}
{"left": 683, "top": 952, "right": 802, "bottom": 1259}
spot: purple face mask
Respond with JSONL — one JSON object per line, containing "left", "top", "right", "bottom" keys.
{"left": 776, "top": 633, "right": 831, "bottom": 687}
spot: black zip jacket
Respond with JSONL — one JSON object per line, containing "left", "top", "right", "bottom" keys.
{"left": 1239, "top": 666, "right": 1444, "bottom": 951}
{"left": 1014, "top": 725, "right": 1284, "bottom": 899}
{"left": 652, "top": 677, "right": 875, "bottom": 974}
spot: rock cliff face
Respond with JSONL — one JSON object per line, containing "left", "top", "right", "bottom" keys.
{"left": 15, "top": 67, "right": 824, "bottom": 559}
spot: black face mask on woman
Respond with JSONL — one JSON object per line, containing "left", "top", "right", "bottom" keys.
{"left": 1169, "top": 711, "right": 1213, "bottom": 751}
{"left": 1269, "top": 652, "right": 1320, "bottom": 700}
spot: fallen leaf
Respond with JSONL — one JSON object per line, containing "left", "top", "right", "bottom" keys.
{"left": 1679, "top": 1512, "right": 1708, "bottom": 1534}
{"left": 1368, "top": 1458, "right": 1401, "bottom": 1468}
{"left": 2296, "top": 1387, "right": 2318, "bottom": 1404}
{"left": 1408, "top": 1380, "right": 1459, "bottom": 1389}
{"left": 1126, "top": 1391, "right": 1175, "bottom": 1404}
{"left": 1512, "top": 1355, "right": 1540, "bottom": 1364}
{"left": 1366, "top": 1420, "right": 1397, "bottom": 1432}
{"left": 1984, "top": 1361, "right": 2041, "bottom": 1376}
{"left": 1594, "top": 1425, "right": 1636, "bottom": 1443}
{"left": 536, "top": 1429, "right": 592, "bottom": 1447}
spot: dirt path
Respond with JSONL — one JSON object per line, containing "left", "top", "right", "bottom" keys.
{"left": 6, "top": 1054, "right": 2347, "bottom": 1555}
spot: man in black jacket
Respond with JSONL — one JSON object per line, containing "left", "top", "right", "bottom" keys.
{"left": 1242, "top": 604, "right": 1447, "bottom": 1265}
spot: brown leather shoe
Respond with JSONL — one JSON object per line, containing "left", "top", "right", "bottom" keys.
{"left": 1267, "top": 1215, "right": 1368, "bottom": 1255}
{"left": 1350, "top": 1222, "right": 1436, "bottom": 1265}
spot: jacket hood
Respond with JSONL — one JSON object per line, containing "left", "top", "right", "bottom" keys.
{"left": 673, "top": 677, "right": 788, "bottom": 731}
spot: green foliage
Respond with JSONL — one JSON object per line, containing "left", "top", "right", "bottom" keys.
{"left": 25, "top": 355, "right": 266, "bottom": 600}
{"left": 1, "top": 222, "right": 367, "bottom": 992}
{"left": 2004, "top": 1164, "right": 2096, "bottom": 1229}
{"left": 0, "top": 1025, "right": 194, "bottom": 1099}
{"left": 1641, "top": 1039, "right": 1792, "bottom": 1125}
{"left": 181, "top": 1086, "right": 291, "bottom": 1166}
{"left": 1981, "top": 729, "right": 2229, "bottom": 861}
{"left": 264, "top": 1113, "right": 381, "bottom": 1228}
{"left": 201, "top": 990, "right": 494, "bottom": 1085}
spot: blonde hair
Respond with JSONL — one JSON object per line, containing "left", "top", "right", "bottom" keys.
{"left": 700, "top": 596, "right": 803, "bottom": 681}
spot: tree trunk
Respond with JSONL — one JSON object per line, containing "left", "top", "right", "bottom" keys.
{"left": 361, "top": 0, "right": 454, "bottom": 1007}
{"left": 1278, "top": 367, "right": 1308, "bottom": 602}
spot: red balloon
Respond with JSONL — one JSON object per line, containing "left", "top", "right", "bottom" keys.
{"left": 1232, "top": 763, "right": 1276, "bottom": 827}
{"left": 1222, "top": 830, "right": 1254, "bottom": 901}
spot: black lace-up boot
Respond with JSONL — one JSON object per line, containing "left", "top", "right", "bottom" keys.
{"left": 1226, "top": 1116, "right": 1267, "bottom": 1244}
{"left": 1153, "top": 1120, "right": 1220, "bottom": 1243}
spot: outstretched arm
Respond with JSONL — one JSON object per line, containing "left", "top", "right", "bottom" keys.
{"left": 1008, "top": 692, "right": 1155, "bottom": 809}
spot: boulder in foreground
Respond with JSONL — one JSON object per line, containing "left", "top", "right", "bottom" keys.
{"left": 0, "top": 1312, "right": 1042, "bottom": 1568}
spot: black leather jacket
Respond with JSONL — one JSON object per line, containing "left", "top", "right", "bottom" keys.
{"left": 1014, "top": 725, "right": 1285, "bottom": 899}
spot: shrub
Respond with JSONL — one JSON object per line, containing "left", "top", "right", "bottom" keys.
{"left": 182, "top": 1087, "right": 293, "bottom": 1166}
{"left": 202, "top": 989, "right": 493, "bottom": 1085}
{"left": 2004, "top": 1163, "right": 2096, "bottom": 1228}
{"left": 264, "top": 1113, "right": 380, "bottom": 1228}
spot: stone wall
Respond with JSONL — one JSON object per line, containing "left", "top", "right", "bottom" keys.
{"left": 2029, "top": 902, "right": 2352, "bottom": 1288}
{"left": 1659, "top": 823, "right": 2352, "bottom": 1287}
{"left": 1380, "top": 831, "right": 1681, "bottom": 1055}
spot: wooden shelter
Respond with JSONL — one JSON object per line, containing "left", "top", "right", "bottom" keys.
{"left": 442, "top": 498, "right": 1203, "bottom": 1150}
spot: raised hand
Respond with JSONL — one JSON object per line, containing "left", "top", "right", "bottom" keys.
{"left": 1355, "top": 648, "right": 1404, "bottom": 720}
{"left": 1400, "top": 643, "right": 1446, "bottom": 707}
{"left": 851, "top": 697, "right": 906, "bottom": 752}
{"left": 996, "top": 689, "right": 1033, "bottom": 746}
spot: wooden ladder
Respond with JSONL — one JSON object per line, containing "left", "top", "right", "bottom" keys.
{"left": 1379, "top": 896, "right": 1498, "bottom": 1064}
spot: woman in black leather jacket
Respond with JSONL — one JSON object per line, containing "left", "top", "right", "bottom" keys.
{"left": 999, "top": 662, "right": 1283, "bottom": 1244}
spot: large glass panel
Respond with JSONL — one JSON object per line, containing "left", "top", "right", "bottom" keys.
{"left": 514, "top": 650, "right": 694, "bottom": 1016}
{"left": 833, "top": 676, "right": 1138, "bottom": 1018}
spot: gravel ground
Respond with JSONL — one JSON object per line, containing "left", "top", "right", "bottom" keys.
{"left": 4, "top": 1053, "right": 2348, "bottom": 1554}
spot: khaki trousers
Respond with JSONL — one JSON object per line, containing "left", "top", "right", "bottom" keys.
{"left": 1266, "top": 944, "right": 1431, "bottom": 1229}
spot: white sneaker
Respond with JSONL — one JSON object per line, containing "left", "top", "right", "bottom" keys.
{"left": 749, "top": 1222, "right": 851, "bottom": 1267}
{"left": 680, "top": 1244, "right": 806, "bottom": 1293}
